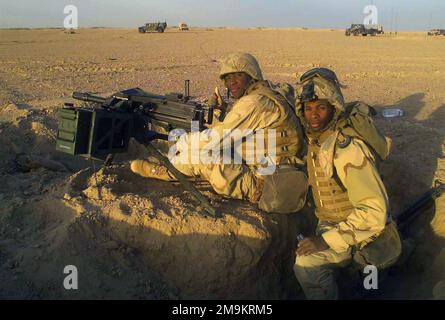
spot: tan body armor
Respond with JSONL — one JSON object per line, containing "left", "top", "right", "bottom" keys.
{"left": 244, "top": 81, "right": 304, "bottom": 165}
{"left": 307, "top": 130, "right": 354, "bottom": 223}
{"left": 216, "top": 52, "right": 304, "bottom": 166}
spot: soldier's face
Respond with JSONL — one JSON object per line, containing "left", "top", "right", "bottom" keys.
{"left": 224, "top": 72, "right": 251, "bottom": 99}
{"left": 304, "top": 100, "right": 335, "bottom": 131}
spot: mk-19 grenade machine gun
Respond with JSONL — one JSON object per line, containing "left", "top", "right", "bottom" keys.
{"left": 56, "top": 80, "right": 220, "bottom": 217}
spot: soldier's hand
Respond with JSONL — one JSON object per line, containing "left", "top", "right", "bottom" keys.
{"left": 213, "top": 87, "right": 227, "bottom": 111}
{"left": 296, "top": 236, "right": 329, "bottom": 256}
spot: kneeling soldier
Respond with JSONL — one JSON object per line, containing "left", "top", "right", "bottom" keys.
{"left": 293, "top": 68, "right": 401, "bottom": 299}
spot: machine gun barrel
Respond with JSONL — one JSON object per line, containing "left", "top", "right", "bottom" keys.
{"left": 72, "top": 92, "right": 107, "bottom": 104}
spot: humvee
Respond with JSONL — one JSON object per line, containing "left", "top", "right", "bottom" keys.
{"left": 179, "top": 22, "right": 189, "bottom": 31}
{"left": 64, "top": 28, "right": 76, "bottom": 34}
{"left": 138, "top": 22, "right": 167, "bottom": 33}
{"left": 345, "top": 24, "right": 384, "bottom": 36}
{"left": 428, "top": 29, "right": 445, "bottom": 36}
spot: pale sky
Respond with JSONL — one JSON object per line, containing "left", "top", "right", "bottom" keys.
{"left": 0, "top": 0, "right": 444, "bottom": 31}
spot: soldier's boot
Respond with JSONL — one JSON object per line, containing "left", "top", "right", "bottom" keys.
{"left": 130, "top": 160, "right": 177, "bottom": 181}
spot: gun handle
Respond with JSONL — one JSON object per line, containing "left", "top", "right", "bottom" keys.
{"left": 218, "top": 107, "right": 227, "bottom": 122}
{"left": 207, "top": 106, "right": 214, "bottom": 125}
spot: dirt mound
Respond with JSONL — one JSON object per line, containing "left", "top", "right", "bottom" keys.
{"left": 0, "top": 164, "right": 306, "bottom": 299}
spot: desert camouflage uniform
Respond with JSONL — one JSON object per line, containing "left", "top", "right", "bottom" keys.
{"left": 132, "top": 53, "right": 307, "bottom": 212}
{"left": 293, "top": 72, "right": 401, "bottom": 299}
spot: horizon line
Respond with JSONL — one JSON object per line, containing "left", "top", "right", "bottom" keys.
{"left": 0, "top": 26, "right": 436, "bottom": 33}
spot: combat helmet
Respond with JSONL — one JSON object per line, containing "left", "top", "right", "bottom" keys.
{"left": 219, "top": 52, "right": 263, "bottom": 81}
{"left": 296, "top": 68, "right": 391, "bottom": 160}
{"left": 295, "top": 67, "right": 345, "bottom": 131}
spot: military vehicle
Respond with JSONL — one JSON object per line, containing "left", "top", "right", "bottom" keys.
{"left": 345, "top": 24, "right": 384, "bottom": 36}
{"left": 178, "top": 22, "right": 189, "bottom": 31}
{"left": 428, "top": 29, "right": 445, "bottom": 36}
{"left": 138, "top": 21, "right": 167, "bottom": 33}
{"left": 64, "top": 28, "right": 76, "bottom": 34}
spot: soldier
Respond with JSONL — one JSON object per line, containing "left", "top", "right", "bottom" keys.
{"left": 293, "top": 68, "right": 402, "bottom": 299}
{"left": 131, "top": 52, "right": 307, "bottom": 213}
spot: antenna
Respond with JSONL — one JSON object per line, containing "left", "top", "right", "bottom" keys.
{"left": 390, "top": 7, "right": 394, "bottom": 34}
{"left": 184, "top": 79, "right": 190, "bottom": 99}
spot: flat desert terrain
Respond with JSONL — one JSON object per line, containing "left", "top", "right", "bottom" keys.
{"left": 0, "top": 27, "right": 444, "bottom": 299}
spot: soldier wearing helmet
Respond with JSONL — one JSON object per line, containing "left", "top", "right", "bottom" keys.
{"left": 293, "top": 68, "right": 401, "bottom": 299}
{"left": 130, "top": 52, "right": 307, "bottom": 213}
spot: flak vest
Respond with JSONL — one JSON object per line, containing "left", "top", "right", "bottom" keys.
{"left": 245, "top": 81, "right": 304, "bottom": 165}
{"left": 307, "top": 129, "right": 355, "bottom": 223}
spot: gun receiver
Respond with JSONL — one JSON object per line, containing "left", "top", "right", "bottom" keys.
{"left": 56, "top": 87, "right": 213, "bottom": 160}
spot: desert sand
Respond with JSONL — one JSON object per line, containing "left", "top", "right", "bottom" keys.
{"left": 0, "top": 27, "right": 444, "bottom": 299}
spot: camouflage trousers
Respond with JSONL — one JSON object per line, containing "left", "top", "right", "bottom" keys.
{"left": 173, "top": 162, "right": 262, "bottom": 202}
{"left": 293, "top": 222, "right": 352, "bottom": 300}
{"left": 131, "top": 158, "right": 307, "bottom": 213}
{"left": 294, "top": 247, "right": 352, "bottom": 300}
{"left": 175, "top": 162, "right": 308, "bottom": 213}
{"left": 294, "top": 221, "right": 401, "bottom": 299}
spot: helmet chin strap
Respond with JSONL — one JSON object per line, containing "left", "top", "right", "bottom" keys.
{"left": 243, "top": 78, "right": 257, "bottom": 96}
